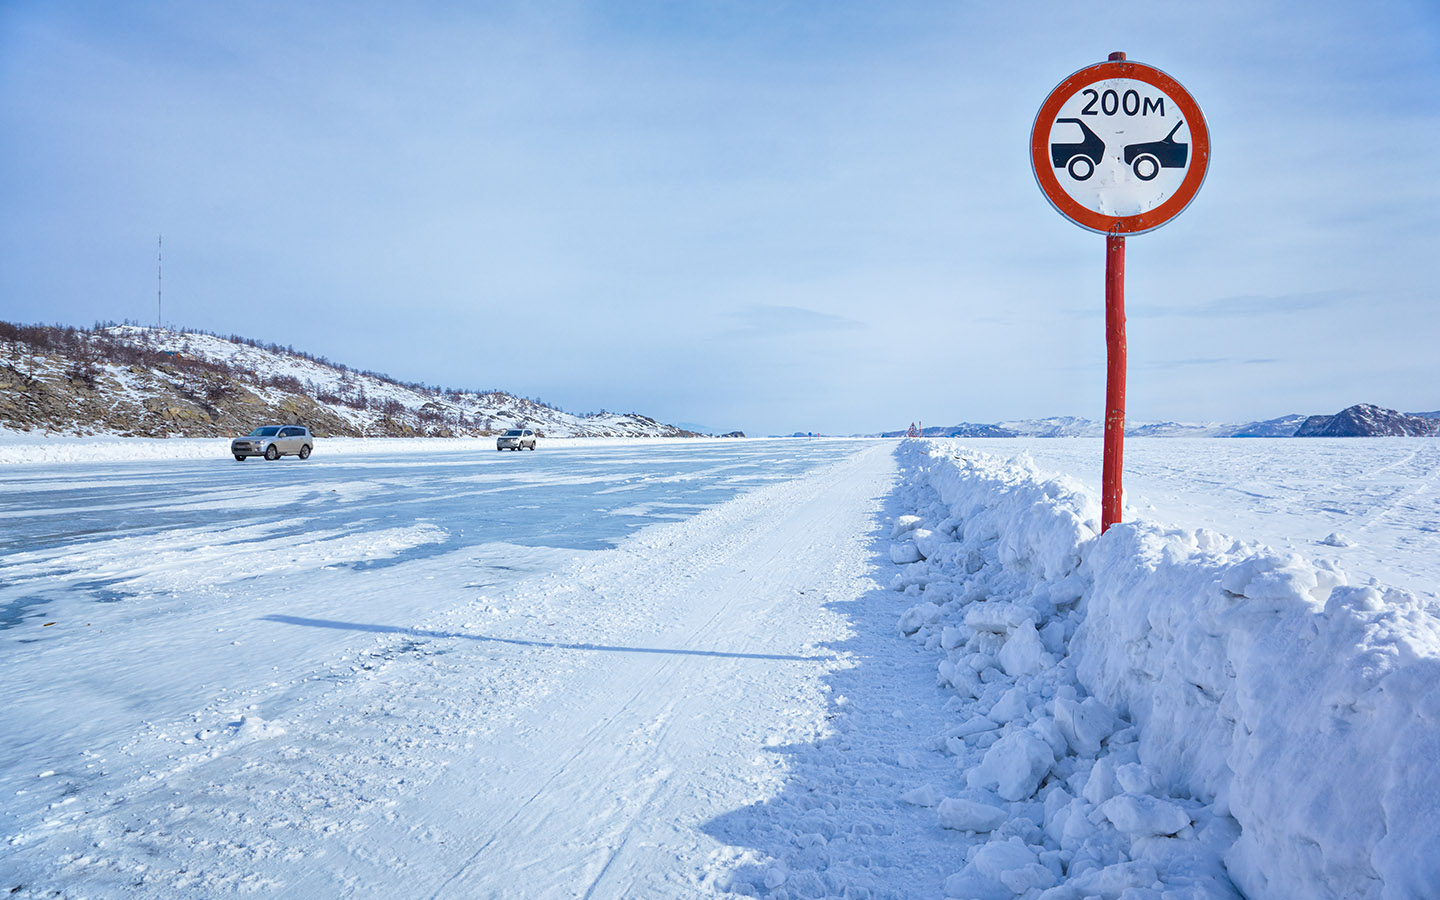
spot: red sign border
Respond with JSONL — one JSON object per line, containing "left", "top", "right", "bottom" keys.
{"left": 1031, "top": 59, "right": 1211, "bottom": 235}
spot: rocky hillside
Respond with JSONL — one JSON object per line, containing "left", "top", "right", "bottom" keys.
{"left": 1292, "top": 404, "right": 1440, "bottom": 437}
{"left": 0, "top": 322, "right": 699, "bottom": 439}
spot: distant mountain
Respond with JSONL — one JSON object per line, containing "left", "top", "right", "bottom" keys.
{"left": 1293, "top": 404, "right": 1440, "bottom": 437}
{"left": 928, "top": 423, "right": 1019, "bottom": 438}
{"left": 0, "top": 322, "right": 700, "bottom": 439}
{"left": 878, "top": 423, "right": 1016, "bottom": 438}
{"left": 890, "top": 405, "right": 1438, "bottom": 440}
{"left": 998, "top": 416, "right": 1101, "bottom": 438}
{"left": 1124, "top": 421, "right": 1234, "bottom": 438}
{"left": 891, "top": 417, "right": 1228, "bottom": 439}
{"left": 1223, "top": 414, "right": 1311, "bottom": 438}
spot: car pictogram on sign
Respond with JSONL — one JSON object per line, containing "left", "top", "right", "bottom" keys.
{"left": 1050, "top": 118, "right": 1106, "bottom": 181}
{"left": 1122, "top": 120, "right": 1188, "bottom": 181}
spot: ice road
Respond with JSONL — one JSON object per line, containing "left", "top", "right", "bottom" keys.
{"left": 1, "top": 439, "right": 908, "bottom": 897}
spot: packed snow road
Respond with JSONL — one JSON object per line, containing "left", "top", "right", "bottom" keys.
{"left": 2, "top": 438, "right": 927, "bottom": 897}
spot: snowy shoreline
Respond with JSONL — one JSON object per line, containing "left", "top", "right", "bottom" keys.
{"left": 889, "top": 439, "right": 1439, "bottom": 899}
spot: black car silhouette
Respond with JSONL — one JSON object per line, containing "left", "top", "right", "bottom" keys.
{"left": 1050, "top": 118, "right": 1106, "bottom": 181}
{"left": 1123, "top": 121, "right": 1188, "bottom": 181}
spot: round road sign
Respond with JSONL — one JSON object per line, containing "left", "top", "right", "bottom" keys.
{"left": 1031, "top": 58, "right": 1210, "bottom": 234}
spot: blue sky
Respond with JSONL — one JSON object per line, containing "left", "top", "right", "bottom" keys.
{"left": 2, "top": 1, "right": 1437, "bottom": 435}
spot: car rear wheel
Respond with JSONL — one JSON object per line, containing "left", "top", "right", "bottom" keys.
{"left": 264, "top": 445, "right": 280, "bottom": 461}
{"left": 1067, "top": 156, "right": 1095, "bottom": 181}
{"left": 299, "top": 444, "right": 311, "bottom": 459}
{"left": 1132, "top": 154, "right": 1160, "bottom": 181}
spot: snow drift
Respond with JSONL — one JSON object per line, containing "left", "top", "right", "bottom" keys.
{"left": 891, "top": 440, "right": 1439, "bottom": 899}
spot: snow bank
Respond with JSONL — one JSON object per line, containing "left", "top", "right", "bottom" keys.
{"left": 892, "top": 440, "right": 1440, "bottom": 900}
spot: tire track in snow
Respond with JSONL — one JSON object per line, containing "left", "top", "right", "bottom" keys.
{"left": 1347, "top": 449, "right": 1438, "bottom": 536}
{"left": 425, "top": 672, "right": 673, "bottom": 900}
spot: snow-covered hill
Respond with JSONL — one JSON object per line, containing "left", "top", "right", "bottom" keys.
{"left": 0, "top": 323, "right": 698, "bottom": 439}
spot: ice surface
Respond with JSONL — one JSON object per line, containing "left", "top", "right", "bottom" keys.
{"left": 946, "top": 436, "right": 1440, "bottom": 598}
{"left": 0, "top": 439, "right": 889, "bottom": 897}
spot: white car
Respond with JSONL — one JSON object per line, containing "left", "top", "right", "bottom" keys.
{"left": 232, "top": 425, "right": 314, "bottom": 461}
{"left": 496, "top": 428, "right": 537, "bottom": 451}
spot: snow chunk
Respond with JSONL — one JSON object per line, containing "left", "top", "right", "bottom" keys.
{"left": 1053, "top": 696, "right": 1116, "bottom": 757}
{"left": 987, "top": 685, "right": 1031, "bottom": 724}
{"left": 1220, "top": 553, "right": 1321, "bottom": 604}
{"left": 1100, "top": 793, "right": 1192, "bottom": 836}
{"left": 891, "top": 541, "right": 923, "bottom": 565}
{"left": 898, "top": 601, "right": 941, "bottom": 636}
{"left": 1319, "top": 531, "right": 1354, "bottom": 548}
{"left": 1114, "top": 762, "right": 1158, "bottom": 795}
{"left": 763, "top": 861, "right": 788, "bottom": 890}
{"left": 966, "top": 729, "right": 1055, "bottom": 801}
{"left": 891, "top": 515, "right": 924, "bottom": 539}
{"left": 936, "top": 797, "right": 1008, "bottom": 832}
{"left": 998, "top": 620, "right": 1053, "bottom": 677}
{"left": 901, "top": 784, "right": 942, "bottom": 807}
{"left": 946, "top": 838, "right": 1055, "bottom": 899}
{"left": 914, "top": 527, "right": 951, "bottom": 560}
{"left": 964, "top": 601, "right": 1037, "bottom": 633}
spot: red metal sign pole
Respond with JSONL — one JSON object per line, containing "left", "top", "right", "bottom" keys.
{"left": 1098, "top": 49, "right": 1129, "bottom": 535}
{"left": 1030, "top": 49, "right": 1209, "bottom": 533}
{"left": 1102, "top": 230, "right": 1126, "bottom": 532}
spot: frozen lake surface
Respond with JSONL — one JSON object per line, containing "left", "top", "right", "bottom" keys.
{"left": 946, "top": 437, "right": 1440, "bottom": 599}
{"left": 2, "top": 436, "right": 1436, "bottom": 898}
{"left": 1, "top": 438, "right": 892, "bottom": 897}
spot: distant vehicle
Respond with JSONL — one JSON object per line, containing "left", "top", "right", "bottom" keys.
{"left": 232, "top": 425, "right": 313, "bottom": 461}
{"left": 1123, "top": 120, "right": 1188, "bottom": 181}
{"left": 1050, "top": 118, "right": 1106, "bottom": 181}
{"left": 497, "top": 428, "right": 537, "bottom": 451}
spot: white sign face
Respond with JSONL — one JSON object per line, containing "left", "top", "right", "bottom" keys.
{"left": 1044, "top": 78, "right": 1194, "bottom": 218}
{"left": 1031, "top": 58, "right": 1209, "bottom": 235}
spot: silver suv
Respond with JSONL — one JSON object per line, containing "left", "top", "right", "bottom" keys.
{"left": 496, "top": 428, "right": 537, "bottom": 451}
{"left": 233, "top": 425, "right": 314, "bottom": 461}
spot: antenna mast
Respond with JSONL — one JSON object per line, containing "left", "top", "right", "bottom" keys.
{"left": 157, "top": 234, "right": 163, "bottom": 330}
